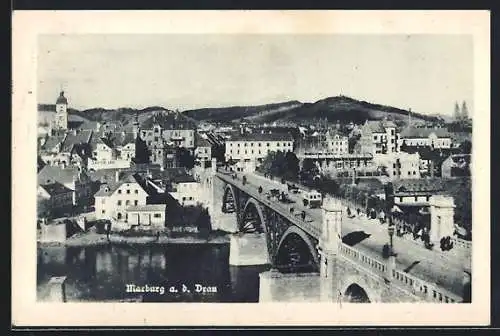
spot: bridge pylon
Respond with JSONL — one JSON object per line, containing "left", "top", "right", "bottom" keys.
{"left": 318, "top": 197, "right": 343, "bottom": 302}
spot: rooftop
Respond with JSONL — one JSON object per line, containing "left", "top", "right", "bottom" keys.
{"left": 39, "top": 181, "right": 73, "bottom": 196}
{"left": 38, "top": 165, "right": 86, "bottom": 185}
{"left": 400, "top": 126, "right": 451, "bottom": 139}
{"left": 228, "top": 132, "right": 294, "bottom": 142}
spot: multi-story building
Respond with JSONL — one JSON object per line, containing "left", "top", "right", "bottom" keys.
{"left": 169, "top": 174, "right": 200, "bottom": 206}
{"left": 441, "top": 154, "right": 471, "bottom": 178}
{"left": 224, "top": 132, "right": 294, "bottom": 163}
{"left": 194, "top": 135, "right": 212, "bottom": 162}
{"left": 398, "top": 127, "right": 452, "bottom": 150}
{"left": 359, "top": 120, "right": 399, "bottom": 155}
{"left": 374, "top": 152, "right": 421, "bottom": 180}
{"left": 38, "top": 164, "right": 93, "bottom": 206}
{"left": 94, "top": 172, "right": 150, "bottom": 221}
{"left": 326, "top": 130, "right": 349, "bottom": 155}
{"left": 37, "top": 181, "right": 74, "bottom": 216}
{"left": 140, "top": 112, "right": 196, "bottom": 151}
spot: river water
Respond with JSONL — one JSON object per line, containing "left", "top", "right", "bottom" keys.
{"left": 37, "top": 243, "right": 270, "bottom": 303}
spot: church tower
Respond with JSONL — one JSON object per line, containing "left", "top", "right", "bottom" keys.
{"left": 55, "top": 90, "right": 68, "bottom": 130}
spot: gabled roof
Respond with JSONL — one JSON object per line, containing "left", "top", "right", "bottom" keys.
{"left": 61, "top": 130, "right": 93, "bottom": 152}
{"left": 400, "top": 126, "right": 450, "bottom": 139}
{"left": 93, "top": 172, "right": 145, "bottom": 197}
{"left": 40, "top": 135, "right": 66, "bottom": 152}
{"left": 39, "top": 181, "right": 73, "bottom": 196}
{"left": 113, "top": 131, "right": 136, "bottom": 146}
{"left": 171, "top": 174, "right": 197, "bottom": 183}
{"left": 38, "top": 165, "right": 83, "bottom": 185}
{"left": 393, "top": 178, "right": 444, "bottom": 194}
{"left": 141, "top": 112, "right": 195, "bottom": 130}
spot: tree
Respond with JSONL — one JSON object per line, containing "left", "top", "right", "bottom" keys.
{"left": 196, "top": 207, "right": 212, "bottom": 239}
{"left": 283, "top": 151, "right": 300, "bottom": 181}
{"left": 175, "top": 147, "right": 195, "bottom": 170}
{"left": 459, "top": 140, "right": 472, "bottom": 154}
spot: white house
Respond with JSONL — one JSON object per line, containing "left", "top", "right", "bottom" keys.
{"left": 224, "top": 132, "right": 294, "bottom": 163}
{"left": 359, "top": 120, "right": 399, "bottom": 155}
{"left": 373, "top": 152, "right": 421, "bottom": 180}
{"left": 169, "top": 174, "right": 201, "bottom": 206}
{"left": 94, "top": 172, "right": 149, "bottom": 221}
{"left": 398, "top": 127, "right": 452, "bottom": 149}
{"left": 126, "top": 204, "right": 166, "bottom": 230}
{"left": 326, "top": 131, "right": 349, "bottom": 155}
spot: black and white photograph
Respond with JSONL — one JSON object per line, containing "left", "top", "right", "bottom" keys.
{"left": 13, "top": 10, "right": 490, "bottom": 326}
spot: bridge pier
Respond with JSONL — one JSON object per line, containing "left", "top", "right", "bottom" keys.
{"left": 229, "top": 233, "right": 270, "bottom": 266}
{"left": 259, "top": 269, "right": 321, "bottom": 302}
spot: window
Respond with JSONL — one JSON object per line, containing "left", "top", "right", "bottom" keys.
{"left": 102, "top": 210, "right": 105, "bottom": 214}
{"left": 182, "top": 197, "right": 186, "bottom": 201}
{"left": 267, "top": 143, "right": 270, "bottom": 147}
{"left": 244, "top": 143, "right": 247, "bottom": 147}
{"left": 127, "top": 189, "right": 130, "bottom": 194}
{"left": 258, "top": 143, "right": 262, "bottom": 147}
{"left": 134, "top": 200, "right": 138, "bottom": 206}
{"left": 117, "top": 200, "right": 122, "bottom": 206}
{"left": 251, "top": 150, "right": 254, "bottom": 154}
{"left": 245, "top": 150, "right": 247, "bottom": 154}
{"left": 399, "top": 197, "right": 403, "bottom": 202}
{"left": 415, "top": 196, "right": 418, "bottom": 202}
{"left": 230, "top": 149, "right": 233, "bottom": 154}
{"left": 118, "top": 189, "right": 122, "bottom": 194}
{"left": 134, "top": 190, "right": 138, "bottom": 194}
{"left": 250, "top": 143, "right": 254, "bottom": 147}
{"left": 126, "top": 200, "right": 130, "bottom": 205}
{"left": 154, "top": 213, "right": 162, "bottom": 218}
{"left": 237, "top": 143, "right": 240, "bottom": 147}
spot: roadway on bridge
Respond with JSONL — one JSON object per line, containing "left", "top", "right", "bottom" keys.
{"left": 221, "top": 170, "right": 469, "bottom": 297}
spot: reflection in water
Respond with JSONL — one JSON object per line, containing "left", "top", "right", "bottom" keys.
{"left": 37, "top": 243, "right": 267, "bottom": 303}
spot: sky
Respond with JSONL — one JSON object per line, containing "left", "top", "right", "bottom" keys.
{"left": 38, "top": 34, "right": 473, "bottom": 116}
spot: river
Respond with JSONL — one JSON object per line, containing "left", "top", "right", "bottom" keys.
{"left": 37, "top": 243, "right": 270, "bottom": 303}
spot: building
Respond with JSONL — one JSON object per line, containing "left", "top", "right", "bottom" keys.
{"left": 224, "top": 132, "right": 294, "bottom": 163}
{"left": 126, "top": 204, "right": 166, "bottom": 230}
{"left": 38, "top": 165, "right": 93, "bottom": 206}
{"left": 140, "top": 112, "right": 196, "bottom": 150}
{"left": 374, "top": 152, "right": 421, "bottom": 180}
{"left": 398, "top": 127, "right": 452, "bottom": 150}
{"left": 441, "top": 154, "right": 471, "bottom": 178}
{"left": 359, "top": 119, "right": 399, "bottom": 155}
{"left": 194, "top": 135, "right": 212, "bottom": 162}
{"left": 391, "top": 179, "right": 444, "bottom": 206}
{"left": 88, "top": 136, "right": 131, "bottom": 171}
{"left": 326, "top": 130, "right": 349, "bottom": 155}
{"left": 37, "top": 181, "right": 74, "bottom": 216}
{"left": 169, "top": 174, "right": 200, "bottom": 206}
{"left": 93, "top": 172, "right": 150, "bottom": 221}
{"left": 54, "top": 91, "right": 68, "bottom": 130}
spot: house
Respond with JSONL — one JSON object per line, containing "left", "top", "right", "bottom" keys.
{"left": 38, "top": 165, "right": 93, "bottom": 206}
{"left": 398, "top": 127, "right": 452, "bottom": 150}
{"left": 140, "top": 112, "right": 197, "bottom": 150}
{"left": 93, "top": 172, "right": 150, "bottom": 221}
{"left": 392, "top": 179, "right": 444, "bottom": 206}
{"left": 169, "top": 174, "right": 200, "bottom": 206}
{"left": 373, "top": 152, "right": 421, "bottom": 180}
{"left": 194, "top": 135, "right": 212, "bottom": 162}
{"left": 112, "top": 131, "right": 136, "bottom": 161}
{"left": 88, "top": 135, "right": 131, "bottom": 171}
{"left": 326, "top": 130, "right": 349, "bottom": 155}
{"left": 441, "top": 154, "right": 471, "bottom": 178}
{"left": 126, "top": 204, "right": 166, "bottom": 230}
{"left": 224, "top": 132, "right": 294, "bottom": 163}
{"left": 37, "top": 181, "right": 74, "bottom": 217}
{"left": 359, "top": 119, "right": 399, "bottom": 155}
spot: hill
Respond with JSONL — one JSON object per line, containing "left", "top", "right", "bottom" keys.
{"left": 182, "top": 100, "right": 303, "bottom": 123}
{"left": 183, "top": 96, "right": 442, "bottom": 124}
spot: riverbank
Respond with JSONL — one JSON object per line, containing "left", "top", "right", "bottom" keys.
{"left": 37, "top": 228, "right": 231, "bottom": 247}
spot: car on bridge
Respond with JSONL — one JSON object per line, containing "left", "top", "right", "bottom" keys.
{"left": 302, "top": 191, "right": 323, "bottom": 208}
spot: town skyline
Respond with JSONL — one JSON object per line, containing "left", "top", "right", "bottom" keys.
{"left": 38, "top": 34, "right": 473, "bottom": 117}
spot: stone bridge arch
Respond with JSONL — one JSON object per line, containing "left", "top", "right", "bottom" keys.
{"left": 275, "top": 226, "right": 319, "bottom": 273}
{"left": 241, "top": 198, "right": 267, "bottom": 233}
{"left": 340, "top": 273, "right": 383, "bottom": 303}
{"left": 222, "top": 184, "right": 238, "bottom": 214}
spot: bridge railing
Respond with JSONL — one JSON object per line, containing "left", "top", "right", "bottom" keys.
{"left": 340, "top": 243, "right": 387, "bottom": 276}
{"left": 450, "top": 236, "right": 472, "bottom": 250}
{"left": 339, "top": 243, "right": 463, "bottom": 303}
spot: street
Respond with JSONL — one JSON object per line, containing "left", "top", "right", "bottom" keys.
{"left": 228, "top": 170, "right": 468, "bottom": 296}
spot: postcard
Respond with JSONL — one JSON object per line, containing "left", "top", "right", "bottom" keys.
{"left": 12, "top": 10, "right": 490, "bottom": 326}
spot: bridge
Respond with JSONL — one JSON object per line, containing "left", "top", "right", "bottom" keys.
{"left": 210, "top": 167, "right": 471, "bottom": 303}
